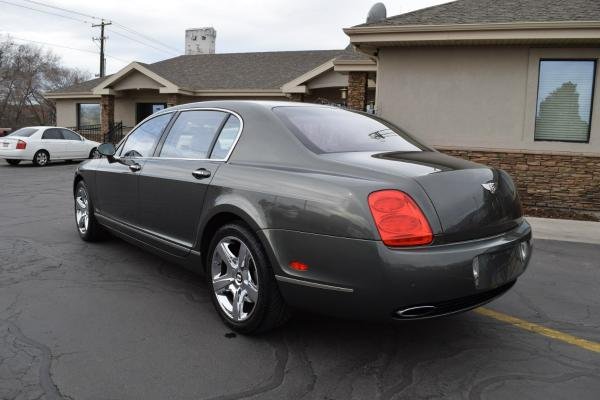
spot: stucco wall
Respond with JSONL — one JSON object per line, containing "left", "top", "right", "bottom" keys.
{"left": 55, "top": 98, "right": 99, "bottom": 127}
{"left": 55, "top": 93, "right": 289, "bottom": 129}
{"left": 376, "top": 46, "right": 600, "bottom": 155}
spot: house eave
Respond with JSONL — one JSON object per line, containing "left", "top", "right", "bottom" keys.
{"left": 189, "top": 89, "right": 286, "bottom": 97}
{"left": 45, "top": 92, "right": 101, "bottom": 100}
{"left": 344, "top": 21, "right": 600, "bottom": 49}
{"left": 333, "top": 59, "right": 377, "bottom": 72}
{"left": 281, "top": 59, "right": 336, "bottom": 93}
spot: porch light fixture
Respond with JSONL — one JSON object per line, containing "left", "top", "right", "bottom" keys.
{"left": 340, "top": 88, "right": 347, "bottom": 100}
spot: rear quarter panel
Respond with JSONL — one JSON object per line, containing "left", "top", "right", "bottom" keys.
{"left": 200, "top": 160, "right": 442, "bottom": 241}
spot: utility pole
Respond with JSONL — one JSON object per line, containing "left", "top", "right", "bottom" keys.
{"left": 92, "top": 19, "right": 112, "bottom": 77}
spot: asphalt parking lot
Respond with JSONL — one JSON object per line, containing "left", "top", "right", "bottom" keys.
{"left": 1, "top": 161, "right": 599, "bottom": 400}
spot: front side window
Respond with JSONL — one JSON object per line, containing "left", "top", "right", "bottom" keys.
{"left": 8, "top": 127, "right": 37, "bottom": 137}
{"left": 78, "top": 103, "right": 101, "bottom": 127}
{"left": 121, "top": 113, "right": 172, "bottom": 158}
{"left": 535, "top": 60, "right": 596, "bottom": 142}
{"left": 160, "top": 110, "right": 228, "bottom": 159}
{"left": 210, "top": 115, "right": 241, "bottom": 159}
{"left": 42, "top": 129, "right": 64, "bottom": 140}
{"left": 273, "top": 106, "right": 429, "bottom": 154}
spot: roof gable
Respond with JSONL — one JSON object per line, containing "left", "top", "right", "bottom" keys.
{"left": 92, "top": 62, "right": 180, "bottom": 95}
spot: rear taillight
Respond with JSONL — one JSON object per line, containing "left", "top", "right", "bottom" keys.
{"left": 16, "top": 140, "right": 26, "bottom": 150}
{"left": 368, "top": 190, "right": 433, "bottom": 247}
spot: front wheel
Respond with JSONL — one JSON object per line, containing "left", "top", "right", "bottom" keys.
{"left": 74, "top": 181, "right": 106, "bottom": 241}
{"left": 208, "top": 223, "right": 290, "bottom": 334}
{"left": 89, "top": 148, "right": 99, "bottom": 159}
{"left": 6, "top": 159, "right": 21, "bottom": 166}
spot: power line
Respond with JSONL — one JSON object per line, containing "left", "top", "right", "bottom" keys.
{"left": 12, "top": 0, "right": 181, "bottom": 54}
{"left": 6, "top": 35, "right": 129, "bottom": 64}
{"left": 3, "top": 0, "right": 182, "bottom": 62}
{"left": 21, "top": 0, "right": 100, "bottom": 20}
{"left": 109, "top": 29, "right": 179, "bottom": 56}
{"left": 111, "top": 22, "right": 180, "bottom": 53}
{"left": 0, "top": 0, "right": 91, "bottom": 24}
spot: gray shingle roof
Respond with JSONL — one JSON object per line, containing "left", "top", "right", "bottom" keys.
{"left": 53, "top": 76, "right": 110, "bottom": 94}
{"left": 147, "top": 50, "right": 345, "bottom": 90}
{"left": 358, "top": 0, "right": 600, "bottom": 27}
{"left": 334, "top": 44, "right": 373, "bottom": 62}
{"left": 53, "top": 49, "right": 346, "bottom": 94}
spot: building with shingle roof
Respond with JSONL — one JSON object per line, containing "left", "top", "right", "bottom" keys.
{"left": 344, "top": 0, "right": 600, "bottom": 217}
{"left": 48, "top": 44, "right": 375, "bottom": 131}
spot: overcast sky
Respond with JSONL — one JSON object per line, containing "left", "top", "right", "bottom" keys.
{"left": 1, "top": 0, "right": 449, "bottom": 77}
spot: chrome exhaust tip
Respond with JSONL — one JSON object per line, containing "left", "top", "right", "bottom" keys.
{"left": 395, "top": 305, "right": 437, "bottom": 318}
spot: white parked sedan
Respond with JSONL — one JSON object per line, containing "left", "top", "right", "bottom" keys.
{"left": 0, "top": 127, "right": 101, "bottom": 166}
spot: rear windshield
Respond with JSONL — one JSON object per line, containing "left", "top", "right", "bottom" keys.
{"left": 273, "top": 106, "right": 429, "bottom": 154}
{"left": 8, "top": 128, "right": 37, "bottom": 137}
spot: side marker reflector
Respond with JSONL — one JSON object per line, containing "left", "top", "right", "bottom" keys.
{"left": 289, "top": 261, "right": 309, "bottom": 271}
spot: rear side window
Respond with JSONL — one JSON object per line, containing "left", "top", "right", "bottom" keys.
{"left": 8, "top": 128, "right": 37, "bottom": 137}
{"left": 273, "top": 107, "right": 429, "bottom": 154}
{"left": 210, "top": 115, "right": 241, "bottom": 159}
{"left": 121, "top": 113, "right": 172, "bottom": 158}
{"left": 42, "top": 129, "right": 64, "bottom": 140}
{"left": 160, "top": 110, "right": 228, "bottom": 159}
{"left": 61, "top": 129, "right": 81, "bottom": 140}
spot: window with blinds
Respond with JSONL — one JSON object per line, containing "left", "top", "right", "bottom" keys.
{"left": 534, "top": 60, "right": 596, "bottom": 143}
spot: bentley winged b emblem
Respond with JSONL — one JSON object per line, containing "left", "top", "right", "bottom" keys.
{"left": 481, "top": 181, "right": 498, "bottom": 194}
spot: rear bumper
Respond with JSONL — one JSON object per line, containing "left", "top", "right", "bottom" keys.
{"left": 0, "top": 149, "right": 31, "bottom": 160}
{"left": 259, "top": 220, "right": 531, "bottom": 321}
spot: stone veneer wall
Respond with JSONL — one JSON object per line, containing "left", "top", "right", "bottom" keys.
{"left": 347, "top": 71, "right": 368, "bottom": 111}
{"left": 100, "top": 94, "right": 114, "bottom": 135}
{"left": 440, "top": 148, "right": 600, "bottom": 215}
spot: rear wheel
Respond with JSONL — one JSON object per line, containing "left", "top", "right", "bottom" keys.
{"left": 33, "top": 150, "right": 49, "bottom": 167}
{"left": 74, "top": 180, "right": 106, "bottom": 241}
{"left": 208, "top": 223, "right": 290, "bottom": 334}
{"left": 6, "top": 159, "right": 21, "bottom": 166}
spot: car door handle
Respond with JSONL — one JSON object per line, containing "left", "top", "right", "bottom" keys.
{"left": 129, "top": 163, "right": 142, "bottom": 172}
{"left": 192, "top": 168, "right": 211, "bottom": 179}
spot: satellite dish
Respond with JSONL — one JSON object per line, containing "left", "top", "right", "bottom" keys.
{"left": 366, "top": 3, "right": 387, "bottom": 24}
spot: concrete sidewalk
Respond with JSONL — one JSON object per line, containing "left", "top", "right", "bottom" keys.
{"left": 527, "top": 216, "right": 600, "bottom": 245}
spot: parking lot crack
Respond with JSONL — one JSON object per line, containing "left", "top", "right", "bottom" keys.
{"left": 1, "top": 318, "right": 70, "bottom": 400}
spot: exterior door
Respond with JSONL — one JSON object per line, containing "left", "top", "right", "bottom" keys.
{"left": 136, "top": 103, "right": 167, "bottom": 124}
{"left": 60, "top": 129, "right": 88, "bottom": 158}
{"left": 138, "top": 110, "right": 241, "bottom": 250}
{"left": 94, "top": 112, "right": 173, "bottom": 225}
{"left": 40, "top": 128, "right": 67, "bottom": 159}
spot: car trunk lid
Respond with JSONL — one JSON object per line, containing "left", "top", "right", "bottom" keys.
{"left": 1, "top": 137, "right": 20, "bottom": 150}
{"left": 414, "top": 166, "right": 522, "bottom": 243}
{"left": 321, "top": 151, "right": 522, "bottom": 242}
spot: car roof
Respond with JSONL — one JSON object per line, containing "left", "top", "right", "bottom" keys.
{"left": 167, "top": 100, "right": 337, "bottom": 112}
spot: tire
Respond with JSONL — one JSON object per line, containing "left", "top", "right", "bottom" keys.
{"left": 33, "top": 150, "right": 49, "bottom": 167}
{"left": 6, "top": 159, "right": 21, "bottom": 165}
{"left": 89, "top": 148, "right": 99, "bottom": 159}
{"left": 74, "top": 180, "right": 106, "bottom": 242}
{"left": 207, "top": 222, "right": 290, "bottom": 334}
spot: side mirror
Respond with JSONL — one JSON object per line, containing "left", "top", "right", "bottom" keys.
{"left": 98, "top": 143, "right": 116, "bottom": 159}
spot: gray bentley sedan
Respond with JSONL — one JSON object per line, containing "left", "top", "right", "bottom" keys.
{"left": 73, "top": 101, "right": 532, "bottom": 333}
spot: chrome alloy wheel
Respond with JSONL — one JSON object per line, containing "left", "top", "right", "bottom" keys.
{"left": 36, "top": 152, "right": 48, "bottom": 166}
{"left": 211, "top": 236, "right": 259, "bottom": 322}
{"left": 75, "top": 186, "right": 89, "bottom": 235}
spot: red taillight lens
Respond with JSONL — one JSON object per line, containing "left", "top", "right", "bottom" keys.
{"left": 16, "top": 140, "right": 26, "bottom": 150}
{"left": 368, "top": 190, "right": 433, "bottom": 247}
